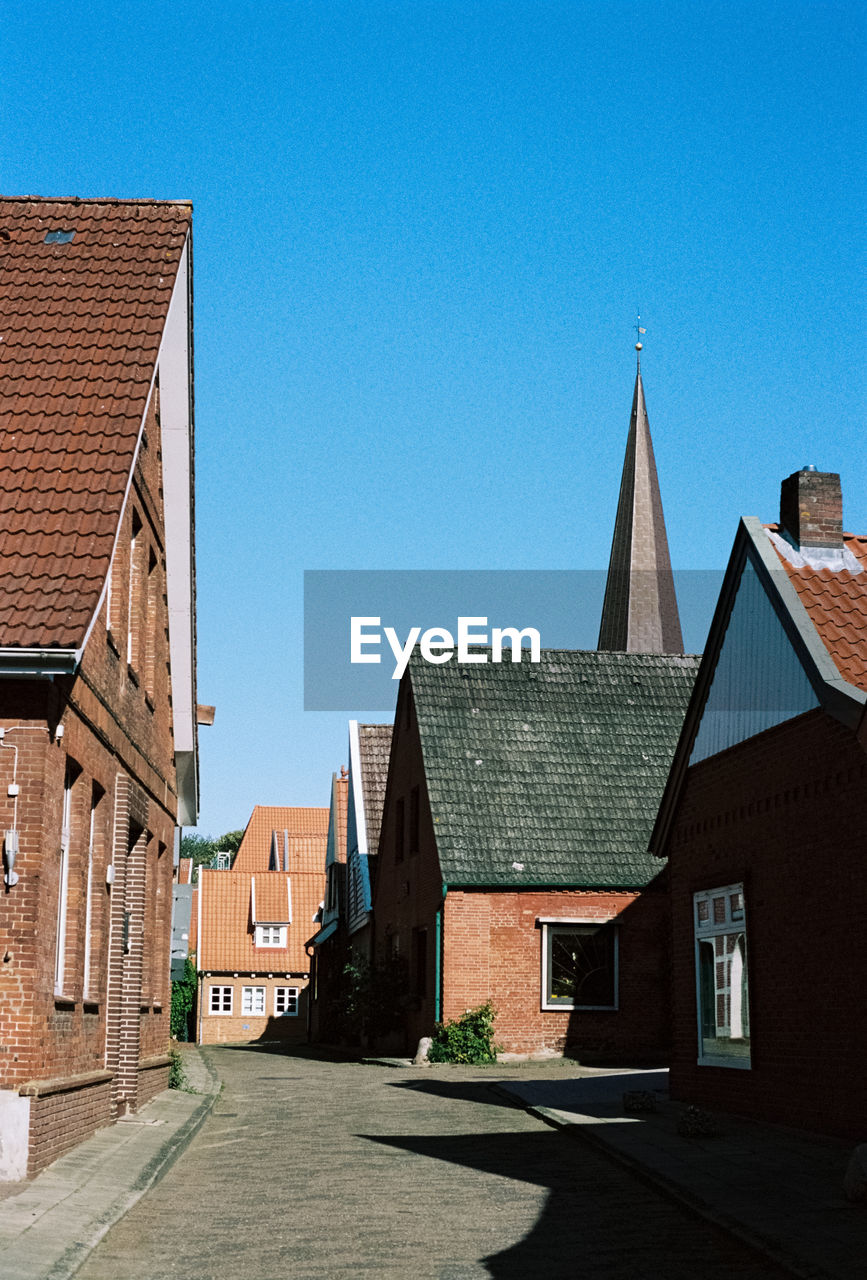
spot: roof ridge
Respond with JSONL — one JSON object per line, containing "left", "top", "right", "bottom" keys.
{"left": 0, "top": 194, "right": 193, "bottom": 207}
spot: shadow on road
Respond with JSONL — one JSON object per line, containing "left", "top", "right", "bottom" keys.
{"left": 384, "top": 1077, "right": 523, "bottom": 1108}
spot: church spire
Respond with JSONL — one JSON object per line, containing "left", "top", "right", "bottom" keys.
{"left": 597, "top": 341, "right": 683, "bottom": 654}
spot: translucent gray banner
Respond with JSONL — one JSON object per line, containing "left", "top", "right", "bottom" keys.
{"left": 303, "top": 570, "right": 723, "bottom": 711}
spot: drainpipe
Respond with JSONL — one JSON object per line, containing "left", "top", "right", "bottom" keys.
{"left": 197, "top": 973, "right": 204, "bottom": 1046}
{"left": 435, "top": 884, "right": 447, "bottom": 1023}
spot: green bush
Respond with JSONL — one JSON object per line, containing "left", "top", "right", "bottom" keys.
{"left": 170, "top": 957, "right": 197, "bottom": 1041}
{"left": 427, "top": 1002, "right": 498, "bottom": 1064}
{"left": 167, "top": 1046, "right": 188, "bottom": 1090}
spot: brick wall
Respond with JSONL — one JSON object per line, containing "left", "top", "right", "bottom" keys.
{"left": 0, "top": 379, "right": 182, "bottom": 1175}
{"left": 443, "top": 886, "right": 669, "bottom": 1058}
{"left": 199, "top": 976, "right": 310, "bottom": 1045}
{"left": 371, "top": 677, "right": 670, "bottom": 1059}
{"left": 371, "top": 679, "right": 446, "bottom": 1054}
{"left": 666, "top": 708, "right": 867, "bottom": 1138}
{"left": 24, "top": 1075, "right": 113, "bottom": 1177}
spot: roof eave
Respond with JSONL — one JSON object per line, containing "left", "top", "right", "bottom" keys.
{"left": 159, "top": 231, "right": 199, "bottom": 826}
{"left": 0, "top": 648, "right": 80, "bottom": 677}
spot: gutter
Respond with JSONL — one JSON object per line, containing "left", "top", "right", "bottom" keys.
{"left": 0, "top": 648, "right": 79, "bottom": 677}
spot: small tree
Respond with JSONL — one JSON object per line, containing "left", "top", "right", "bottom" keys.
{"left": 181, "top": 828, "right": 245, "bottom": 870}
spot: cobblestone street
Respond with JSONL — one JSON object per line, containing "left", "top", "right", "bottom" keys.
{"left": 74, "top": 1048, "right": 787, "bottom": 1280}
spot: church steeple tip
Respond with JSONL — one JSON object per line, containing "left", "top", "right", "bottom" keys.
{"left": 597, "top": 340, "right": 684, "bottom": 654}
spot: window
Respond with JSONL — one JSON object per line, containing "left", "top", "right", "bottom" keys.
{"left": 82, "top": 783, "right": 103, "bottom": 1000}
{"left": 541, "top": 921, "right": 618, "bottom": 1011}
{"left": 409, "top": 786, "right": 420, "bottom": 854}
{"left": 127, "top": 509, "right": 143, "bottom": 669}
{"left": 144, "top": 546, "right": 158, "bottom": 697}
{"left": 694, "top": 884, "right": 750, "bottom": 1068}
{"left": 55, "top": 760, "right": 80, "bottom": 996}
{"left": 394, "top": 797, "right": 405, "bottom": 863}
{"left": 209, "top": 985, "right": 233, "bottom": 1014}
{"left": 242, "top": 986, "right": 265, "bottom": 1015}
{"left": 275, "top": 986, "right": 299, "bottom": 1016}
{"left": 326, "top": 864, "right": 338, "bottom": 913}
{"left": 255, "top": 924, "right": 287, "bottom": 947}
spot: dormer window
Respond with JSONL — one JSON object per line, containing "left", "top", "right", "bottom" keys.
{"left": 255, "top": 924, "right": 287, "bottom": 947}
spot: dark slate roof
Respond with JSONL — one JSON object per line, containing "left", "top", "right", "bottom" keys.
{"left": 410, "top": 648, "right": 700, "bottom": 888}
{"left": 358, "top": 723, "right": 392, "bottom": 854}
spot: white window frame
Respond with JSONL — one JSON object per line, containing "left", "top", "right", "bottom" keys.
{"left": 275, "top": 986, "right": 299, "bottom": 1017}
{"left": 694, "top": 883, "right": 751, "bottom": 1070}
{"left": 255, "top": 924, "right": 287, "bottom": 947}
{"left": 242, "top": 985, "right": 266, "bottom": 1015}
{"left": 55, "top": 767, "right": 74, "bottom": 996}
{"left": 82, "top": 792, "right": 97, "bottom": 999}
{"left": 539, "top": 918, "right": 619, "bottom": 1012}
{"left": 209, "top": 985, "right": 233, "bottom": 1015}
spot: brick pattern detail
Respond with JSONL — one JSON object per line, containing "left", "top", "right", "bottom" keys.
{"left": 199, "top": 976, "right": 310, "bottom": 1045}
{"left": 27, "top": 1078, "right": 113, "bottom": 1177}
{"left": 137, "top": 1060, "right": 170, "bottom": 1107}
{"left": 666, "top": 709, "right": 867, "bottom": 1138}
{"left": 443, "top": 887, "right": 669, "bottom": 1058}
{"left": 779, "top": 469, "right": 842, "bottom": 548}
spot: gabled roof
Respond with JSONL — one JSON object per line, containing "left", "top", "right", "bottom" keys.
{"left": 409, "top": 648, "right": 699, "bottom": 888}
{"left": 198, "top": 866, "right": 322, "bottom": 973}
{"left": 357, "top": 723, "right": 392, "bottom": 855}
{"left": 251, "top": 875, "right": 292, "bottom": 924}
{"left": 326, "top": 773, "right": 349, "bottom": 867}
{"left": 597, "top": 362, "right": 683, "bottom": 654}
{"left": 767, "top": 527, "right": 867, "bottom": 691}
{"left": 233, "top": 805, "right": 329, "bottom": 872}
{"left": 651, "top": 517, "right": 867, "bottom": 856}
{"left": 0, "top": 196, "right": 191, "bottom": 651}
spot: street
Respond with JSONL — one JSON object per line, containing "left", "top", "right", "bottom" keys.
{"left": 76, "top": 1047, "right": 786, "bottom": 1280}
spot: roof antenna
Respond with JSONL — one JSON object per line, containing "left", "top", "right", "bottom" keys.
{"left": 634, "top": 314, "right": 646, "bottom": 370}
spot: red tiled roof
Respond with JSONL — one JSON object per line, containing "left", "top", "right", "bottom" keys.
{"left": 199, "top": 866, "right": 325, "bottom": 973}
{"left": 234, "top": 805, "right": 329, "bottom": 871}
{"left": 767, "top": 528, "right": 867, "bottom": 693}
{"left": 251, "top": 875, "right": 292, "bottom": 923}
{"left": 0, "top": 196, "right": 191, "bottom": 648}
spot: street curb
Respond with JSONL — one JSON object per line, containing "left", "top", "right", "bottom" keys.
{"left": 489, "top": 1085, "right": 816, "bottom": 1280}
{"left": 43, "top": 1081, "right": 221, "bottom": 1280}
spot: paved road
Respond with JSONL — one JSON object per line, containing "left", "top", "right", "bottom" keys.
{"left": 77, "top": 1047, "right": 787, "bottom": 1280}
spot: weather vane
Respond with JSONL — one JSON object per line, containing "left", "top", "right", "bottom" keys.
{"left": 634, "top": 314, "right": 646, "bottom": 367}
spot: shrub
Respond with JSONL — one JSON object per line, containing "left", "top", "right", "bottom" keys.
{"left": 427, "top": 1002, "right": 498, "bottom": 1064}
{"left": 171, "top": 957, "right": 197, "bottom": 1040}
{"left": 167, "top": 1047, "right": 188, "bottom": 1091}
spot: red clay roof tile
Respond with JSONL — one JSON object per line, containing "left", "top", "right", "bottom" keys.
{"left": 233, "top": 805, "right": 329, "bottom": 872}
{"left": 0, "top": 196, "right": 191, "bottom": 648}
{"left": 766, "top": 527, "right": 867, "bottom": 692}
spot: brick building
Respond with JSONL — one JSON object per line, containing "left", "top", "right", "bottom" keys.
{"left": 372, "top": 648, "right": 697, "bottom": 1058}
{"left": 0, "top": 197, "right": 199, "bottom": 1178}
{"left": 196, "top": 806, "right": 327, "bottom": 1045}
{"left": 307, "top": 723, "right": 391, "bottom": 1043}
{"left": 651, "top": 469, "right": 867, "bottom": 1137}
{"left": 366, "top": 355, "right": 697, "bottom": 1059}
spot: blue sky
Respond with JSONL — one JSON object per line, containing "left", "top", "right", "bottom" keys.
{"left": 3, "top": 1, "right": 864, "bottom": 836}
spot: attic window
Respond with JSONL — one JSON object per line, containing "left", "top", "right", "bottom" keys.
{"left": 44, "top": 229, "right": 75, "bottom": 244}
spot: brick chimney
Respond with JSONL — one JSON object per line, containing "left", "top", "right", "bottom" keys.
{"left": 779, "top": 467, "right": 842, "bottom": 549}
